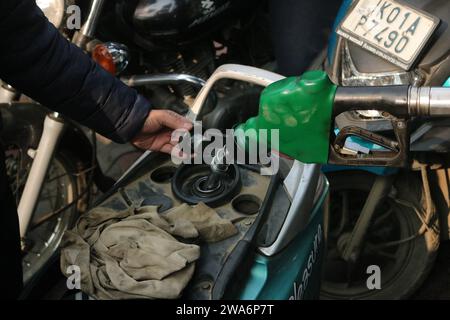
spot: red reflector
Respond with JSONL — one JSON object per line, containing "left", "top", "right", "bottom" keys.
{"left": 92, "top": 44, "right": 116, "bottom": 75}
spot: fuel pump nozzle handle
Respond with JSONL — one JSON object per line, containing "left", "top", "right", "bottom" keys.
{"left": 333, "top": 85, "right": 450, "bottom": 118}
{"left": 235, "top": 69, "right": 450, "bottom": 168}
{"left": 329, "top": 85, "right": 450, "bottom": 167}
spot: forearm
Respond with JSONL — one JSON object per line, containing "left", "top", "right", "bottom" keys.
{"left": 0, "top": 0, "right": 150, "bottom": 143}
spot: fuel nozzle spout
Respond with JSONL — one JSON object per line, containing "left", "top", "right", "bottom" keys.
{"left": 407, "top": 86, "right": 450, "bottom": 117}
{"left": 204, "top": 147, "right": 230, "bottom": 191}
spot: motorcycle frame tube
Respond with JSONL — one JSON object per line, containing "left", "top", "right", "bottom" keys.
{"left": 80, "top": 0, "right": 104, "bottom": 37}
{"left": 16, "top": 0, "right": 104, "bottom": 237}
{"left": 122, "top": 73, "right": 218, "bottom": 109}
{"left": 17, "top": 113, "right": 65, "bottom": 238}
{"left": 341, "top": 174, "right": 396, "bottom": 263}
{"left": 73, "top": 0, "right": 105, "bottom": 46}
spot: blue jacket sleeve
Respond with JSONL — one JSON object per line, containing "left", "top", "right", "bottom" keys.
{"left": 0, "top": 0, "right": 151, "bottom": 143}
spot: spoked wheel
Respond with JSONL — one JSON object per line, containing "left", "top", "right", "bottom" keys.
{"left": 5, "top": 145, "right": 88, "bottom": 285}
{"left": 321, "top": 171, "right": 438, "bottom": 300}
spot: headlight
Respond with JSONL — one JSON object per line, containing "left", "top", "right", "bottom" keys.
{"left": 36, "top": 0, "right": 66, "bottom": 29}
{"left": 341, "top": 42, "right": 423, "bottom": 87}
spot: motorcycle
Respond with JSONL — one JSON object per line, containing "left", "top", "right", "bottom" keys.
{"left": 320, "top": 0, "right": 450, "bottom": 299}
{"left": 0, "top": 0, "right": 273, "bottom": 292}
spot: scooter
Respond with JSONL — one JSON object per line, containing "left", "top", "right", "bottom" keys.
{"left": 320, "top": 0, "right": 450, "bottom": 299}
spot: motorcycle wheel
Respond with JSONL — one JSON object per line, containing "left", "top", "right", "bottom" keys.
{"left": 4, "top": 144, "right": 88, "bottom": 286}
{"left": 321, "top": 171, "right": 438, "bottom": 300}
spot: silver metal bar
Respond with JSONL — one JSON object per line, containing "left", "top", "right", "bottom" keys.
{"left": 79, "top": 0, "right": 105, "bottom": 38}
{"left": 408, "top": 86, "right": 450, "bottom": 116}
{"left": 72, "top": 0, "right": 105, "bottom": 46}
{"left": 341, "top": 174, "right": 395, "bottom": 263}
{"left": 408, "top": 86, "right": 431, "bottom": 116}
{"left": 18, "top": 113, "right": 65, "bottom": 237}
{"left": 428, "top": 87, "right": 450, "bottom": 116}
{"left": 121, "top": 74, "right": 206, "bottom": 88}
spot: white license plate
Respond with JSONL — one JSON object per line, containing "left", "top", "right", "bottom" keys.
{"left": 337, "top": 0, "right": 440, "bottom": 70}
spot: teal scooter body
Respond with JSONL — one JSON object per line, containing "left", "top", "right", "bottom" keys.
{"left": 237, "top": 189, "right": 327, "bottom": 300}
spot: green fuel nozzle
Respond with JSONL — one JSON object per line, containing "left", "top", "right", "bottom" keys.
{"left": 234, "top": 70, "right": 450, "bottom": 168}
{"left": 235, "top": 70, "right": 337, "bottom": 164}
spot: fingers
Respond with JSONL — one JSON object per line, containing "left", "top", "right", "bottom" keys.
{"left": 159, "top": 144, "right": 174, "bottom": 155}
{"left": 149, "top": 130, "right": 173, "bottom": 150}
{"left": 154, "top": 110, "right": 193, "bottom": 131}
{"left": 131, "top": 109, "right": 193, "bottom": 154}
{"left": 159, "top": 143, "right": 190, "bottom": 160}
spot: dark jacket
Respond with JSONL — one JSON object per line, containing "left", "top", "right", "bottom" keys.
{"left": 0, "top": 0, "right": 151, "bottom": 143}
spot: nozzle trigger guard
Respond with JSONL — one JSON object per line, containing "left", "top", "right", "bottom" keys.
{"left": 328, "top": 118, "right": 410, "bottom": 168}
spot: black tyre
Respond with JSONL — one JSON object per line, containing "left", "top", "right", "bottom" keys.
{"left": 321, "top": 170, "right": 439, "bottom": 299}
{"left": 4, "top": 142, "right": 89, "bottom": 286}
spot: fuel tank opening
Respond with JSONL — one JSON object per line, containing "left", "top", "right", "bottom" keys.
{"left": 171, "top": 163, "right": 241, "bottom": 207}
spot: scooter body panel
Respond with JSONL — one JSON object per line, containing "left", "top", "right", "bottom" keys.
{"left": 237, "top": 184, "right": 327, "bottom": 300}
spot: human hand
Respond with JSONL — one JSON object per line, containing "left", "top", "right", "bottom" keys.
{"left": 131, "top": 109, "right": 193, "bottom": 154}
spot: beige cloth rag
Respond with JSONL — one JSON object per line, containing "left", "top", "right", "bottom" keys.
{"left": 60, "top": 202, "right": 237, "bottom": 300}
